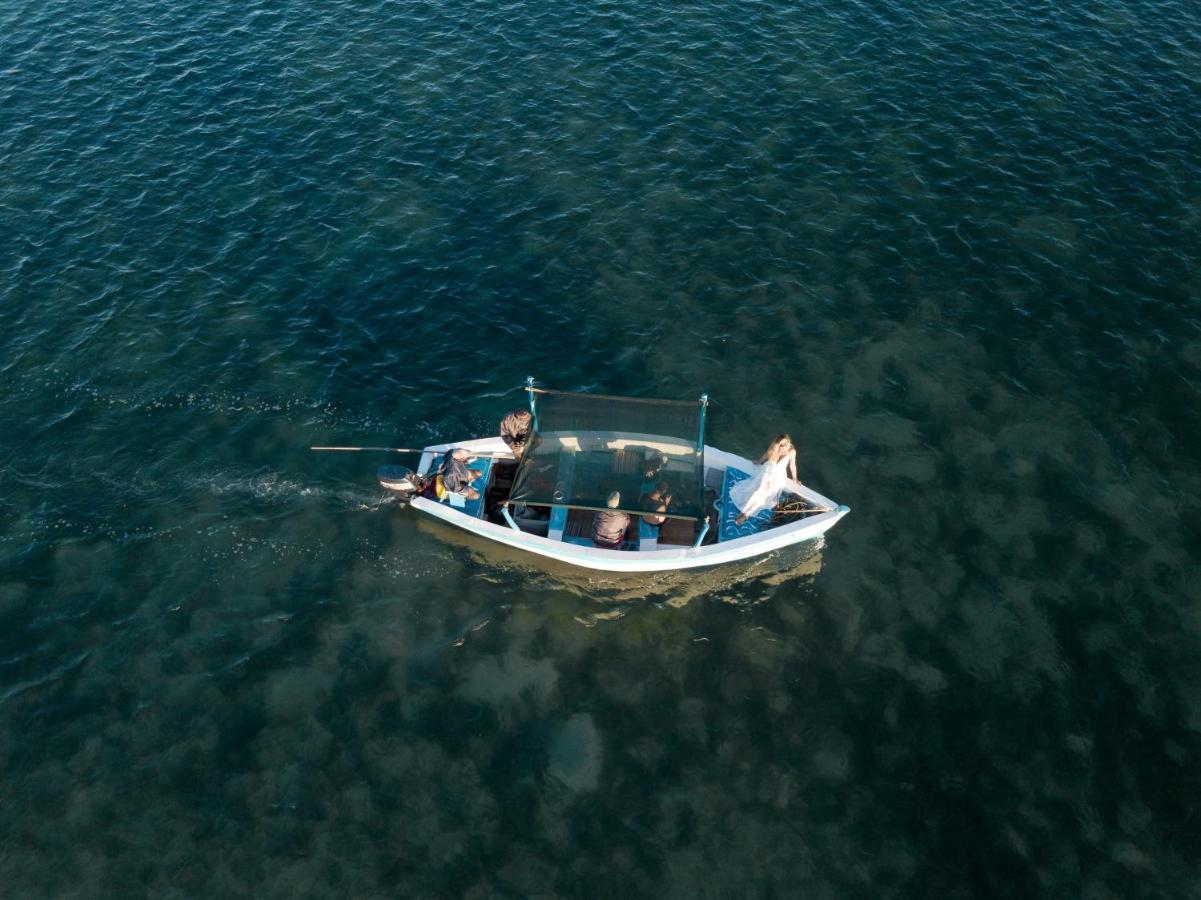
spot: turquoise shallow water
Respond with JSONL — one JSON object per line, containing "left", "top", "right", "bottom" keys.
{"left": 3, "top": 0, "right": 1200, "bottom": 895}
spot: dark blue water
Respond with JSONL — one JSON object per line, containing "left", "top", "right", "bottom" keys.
{"left": 3, "top": 0, "right": 1200, "bottom": 895}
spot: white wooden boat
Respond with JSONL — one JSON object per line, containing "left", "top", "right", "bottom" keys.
{"left": 386, "top": 384, "right": 849, "bottom": 574}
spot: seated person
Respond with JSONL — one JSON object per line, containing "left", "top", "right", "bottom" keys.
{"left": 439, "top": 448, "right": 484, "bottom": 500}
{"left": 732, "top": 434, "right": 803, "bottom": 525}
{"left": 642, "top": 450, "right": 669, "bottom": 481}
{"left": 640, "top": 482, "right": 672, "bottom": 527}
{"left": 512, "top": 500, "right": 549, "bottom": 521}
{"left": 507, "top": 500, "right": 550, "bottom": 535}
{"left": 591, "top": 491, "right": 630, "bottom": 549}
{"left": 499, "top": 409, "right": 533, "bottom": 459}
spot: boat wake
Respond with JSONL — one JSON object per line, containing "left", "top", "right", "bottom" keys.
{"left": 190, "top": 470, "right": 398, "bottom": 511}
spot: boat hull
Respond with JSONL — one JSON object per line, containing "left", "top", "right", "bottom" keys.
{"left": 410, "top": 437, "right": 849, "bottom": 573}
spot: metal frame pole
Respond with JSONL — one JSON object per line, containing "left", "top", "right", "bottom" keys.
{"left": 501, "top": 503, "right": 521, "bottom": 532}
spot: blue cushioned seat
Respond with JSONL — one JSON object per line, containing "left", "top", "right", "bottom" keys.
{"left": 718, "top": 466, "right": 772, "bottom": 542}
{"left": 430, "top": 455, "right": 492, "bottom": 519}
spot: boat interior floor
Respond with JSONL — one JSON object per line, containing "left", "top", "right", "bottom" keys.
{"left": 482, "top": 458, "right": 722, "bottom": 549}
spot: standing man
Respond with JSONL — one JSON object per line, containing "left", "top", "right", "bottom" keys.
{"left": 499, "top": 408, "right": 533, "bottom": 459}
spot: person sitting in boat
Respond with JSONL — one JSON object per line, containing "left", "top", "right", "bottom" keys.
{"left": 499, "top": 409, "right": 533, "bottom": 459}
{"left": 730, "top": 434, "right": 803, "bottom": 526}
{"left": 591, "top": 490, "right": 631, "bottom": 549}
{"left": 440, "top": 448, "right": 484, "bottom": 501}
{"left": 642, "top": 450, "right": 669, "bottom": 481}
{"left": 640, "top": 482, "right": 672, "bottom": 527}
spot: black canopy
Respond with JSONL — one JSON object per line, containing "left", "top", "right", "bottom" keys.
{"left": 507, "top": 387, "right": 707, "bottom": 521}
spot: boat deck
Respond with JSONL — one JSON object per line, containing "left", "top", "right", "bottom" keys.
{"left": 426, "top": 451, "right": 825, "bottom": 554}
{"left": 459, "top": 456, "right": 794, "bottom": 551}
{"left": 716, "top": 465, "right": 775, "bottom": 542}
{"left": 412, "top": 437, "right": 847, "bottom": 572}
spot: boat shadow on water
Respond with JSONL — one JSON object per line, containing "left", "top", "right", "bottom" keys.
{"left": 414, "top": 517, "right": 824, "bottom": 618}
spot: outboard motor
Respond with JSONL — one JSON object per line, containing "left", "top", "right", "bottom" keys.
{"left": 377, "top": 465, "right": 429, "bottom": 505}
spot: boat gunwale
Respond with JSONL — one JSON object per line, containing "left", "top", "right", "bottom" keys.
{"left": 409, "top": 436, "right": 848, "bottom": 572}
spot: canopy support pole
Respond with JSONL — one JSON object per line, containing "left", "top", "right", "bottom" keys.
{"left": 526, "top": 376, "right": 538, "bottom": 430}
{"left": 501, "top": 503, "right": 521, "bottom": 532}
{"left": 696, "top": 393, "right": 709, "bottom": 452}
{"left": 693, "top": 519, "right": 710, "bottom": 548}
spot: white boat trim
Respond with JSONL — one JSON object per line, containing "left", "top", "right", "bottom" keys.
{"left": 408, "top": 436, "right": 849, "bottom": 573}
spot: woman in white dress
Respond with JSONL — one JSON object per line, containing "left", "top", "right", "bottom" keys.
{"left": 730, "top": 434, "right": 803, "bottom": 525}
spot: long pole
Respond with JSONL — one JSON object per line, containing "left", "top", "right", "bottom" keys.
{"left": 311, "top": 446, "right": 426, "bottom": 453}
{"left": 310, "top": 446, "right": 511, "bottom": 458}
{"left": 525, "top": 375, "right": 537, "bottom": 430}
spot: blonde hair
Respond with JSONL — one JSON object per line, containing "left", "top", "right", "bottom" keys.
{"left": 758, "top": 434, "right": 793, "bottom": 464}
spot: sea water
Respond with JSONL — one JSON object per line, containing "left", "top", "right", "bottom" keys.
{"left": 2, "top": 0, "right": 1199, "bottom": 894}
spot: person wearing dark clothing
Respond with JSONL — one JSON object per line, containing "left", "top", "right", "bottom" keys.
{"left": 440, "top": 449, "right": 483, "bottom": 499}
{"left": 642, "top": 450, "right": 669, "bottom": 481}
{"left": 641, "top": 483, "right": 672, "bottom": 527}
{"left": 591, "top": 491, "right": 630, "bottom": 548}
{"left": 499, "top": 409, "right": 533, "bottom": 458}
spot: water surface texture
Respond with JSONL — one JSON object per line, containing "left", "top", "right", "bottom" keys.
{"left": 3, "top": 0, "right": 1200, "bottom": 895}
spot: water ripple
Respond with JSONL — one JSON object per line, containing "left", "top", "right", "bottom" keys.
{"left": 2, "top": 0, "right": 1200, "bottom": 894}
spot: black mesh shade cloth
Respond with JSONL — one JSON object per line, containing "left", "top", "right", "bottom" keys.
{"left": 507, "top": 388, "right": 707, "bottom": 521}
